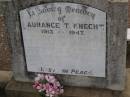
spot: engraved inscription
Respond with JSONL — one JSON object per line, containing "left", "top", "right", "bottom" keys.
{"left": 20, "top": 3, "right": 106, "bottom": 77}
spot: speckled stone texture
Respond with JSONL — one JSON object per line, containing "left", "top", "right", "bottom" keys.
{"left": 0, "top": 1, "right": 11, "bottom": 71}
{"left": 6, "top": 0, "right": 127, "bottom": 90}
{"left": 128, "top": 0, "right": 130, "bottom": 27}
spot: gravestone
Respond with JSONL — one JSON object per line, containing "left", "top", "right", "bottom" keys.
{"left": 6, "top": 0, "right": 127, "bottom": 91}
{"left": 20, "top": 3, "right": 106, "bottom": 77}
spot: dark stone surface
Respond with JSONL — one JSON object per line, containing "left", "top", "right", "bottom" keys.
{"left": 0, "top": 82, "right": 7, "bottom": 97}
{"left": 127, "top": 42, "right": 130, "bottom": 68}
{"left": 5, "top": 79, "right": 119, "bottom": 97}
{"left": 5, "top": 79, "right": 40, "bottom": 97}
{"left": 0, "top": 2, "right": 11, "bottom": 71}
